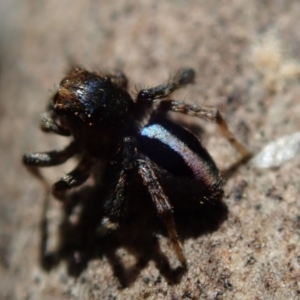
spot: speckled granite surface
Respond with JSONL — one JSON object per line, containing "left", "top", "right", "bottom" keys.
{"left": 1, "top": 1, "right": 300, "bottom": 299}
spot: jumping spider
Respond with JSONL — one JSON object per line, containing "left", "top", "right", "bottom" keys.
{"left": 23, "top": 67, "right": 250, "bottom": 267}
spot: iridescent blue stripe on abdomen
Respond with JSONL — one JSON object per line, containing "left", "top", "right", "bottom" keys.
{"left": 139, "top": 123, "right": 219, "bottom": 186}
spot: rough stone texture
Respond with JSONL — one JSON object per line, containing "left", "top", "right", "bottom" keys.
{"left": 1, "top": 1, "right": 300, "bottom": 299}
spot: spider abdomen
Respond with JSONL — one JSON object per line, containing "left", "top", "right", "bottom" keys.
{"left": 138, "top": 119, "right": 223, "bottom": 200}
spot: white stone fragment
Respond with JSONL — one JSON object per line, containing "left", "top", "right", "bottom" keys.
{"left": 252, "top": 132, "right": 300, "bottom": 168}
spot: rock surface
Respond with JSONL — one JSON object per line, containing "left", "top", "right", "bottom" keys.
{"left": 1, "top": 1, "right": 300, "bottom": 299}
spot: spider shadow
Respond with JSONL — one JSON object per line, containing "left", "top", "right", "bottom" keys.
{"left": 39, "top": 179, "right": 227, "bottom": 287}
{"left": 39, "top": 119, "right": 236, "bottom": 287}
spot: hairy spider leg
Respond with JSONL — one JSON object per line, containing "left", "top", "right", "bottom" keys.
{"left": 137, "top": 68, "right": 195, "bottom": 102}
{"left": 135, "top": 68, "right": 195, "bottom": 120}
{"left": 135, "top": 68, "right": 249, "bottom": 159}
{"left": 137, "top": 157, "right": 186, "bottom": 267}
{"left": 158, "top": 101, "right": 251, "bottom": 160}
{"left": 102, "top": 137, "right": 136, "bottom": 227}
{"left": 101, "top": 168, "right": 128, "bottom": 229}
{"left": 52, "top": 154, "right": 93, "bottom": 200}
{"left": 23, "top": 141, "right": 78, "bottom": 166}
{"left": 23, "top": 141, "right": 79, "bottom": 193}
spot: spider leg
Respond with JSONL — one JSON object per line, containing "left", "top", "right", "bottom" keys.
{"left": 136, "top": 68, "right": 195, "bottom": 103}
{"left": 137, "top": 158, "right": 186, "bottom": 267}
{"left": 52, "top": 154, "right": 93, "bottom": 200}
{"left": 22, "top": 141, "right": 79, "bottom": 189}
{"left": 157, "top": 100, "right": 251, "bottom": 160}
{"left": 101, "top": 169, "right": 128, "bottom": 230}
{"left": 40, "top": 111, "right": 71, "bottom": 136}
{"left": 101, "top": 137, "right": 136, "bottom": 229}
{"left": 23, "top": 141, "right": 78, "bottom": 167}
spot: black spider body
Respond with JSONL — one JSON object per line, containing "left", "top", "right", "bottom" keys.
{"left": 23, "top": 67, "right": 249, "bottom": 266}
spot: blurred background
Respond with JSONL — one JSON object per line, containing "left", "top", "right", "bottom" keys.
{"left": 1, "top": 1, "right": 300, "bottom": 299}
